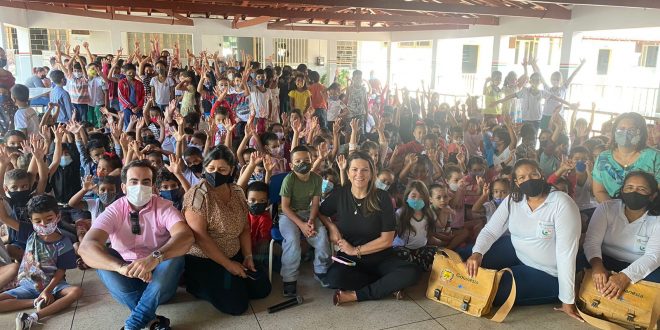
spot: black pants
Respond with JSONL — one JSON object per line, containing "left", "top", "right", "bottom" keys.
{"left": 184, "top": 253, "right": 271, "bottom": 315}
{"left": 326, "top": 249, "right": 420, "bottom": 301}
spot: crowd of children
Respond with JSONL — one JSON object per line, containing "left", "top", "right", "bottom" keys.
{"left": 0, "top": 37, "right": 659, "bottom": 329}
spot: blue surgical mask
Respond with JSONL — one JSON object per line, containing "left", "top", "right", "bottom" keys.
{"left": 322, "top": 179, "right": 334, "bottom": 194}
{"left": 60, "top": 155, "right": 73, "bottom": 167}
{"left": 406, "top": 198, "right": 425, "bottom": 211}
{"left": 575, "top": 161, "right": 586, "bottom": 172}
{"left": 493, "top": 198, "right": 504, "bottom": 206}
{"left": 252, "top": 171, "right": 265, "bottom": 182}
{"left": 375, "top": 179, "right": 390, "bottom": 191}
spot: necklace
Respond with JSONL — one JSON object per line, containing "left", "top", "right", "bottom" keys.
{"left": 615, "top": 149, "right": 639, "bottom": 168}
{"left": 351, "top": 194, "right": 363, "bottom": 215}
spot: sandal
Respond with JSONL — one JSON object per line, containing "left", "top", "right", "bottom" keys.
{"left": 333, "top": 290, "right": 342, "bottom": 306}
{"left": 393, "top": 290, "right": 405, "bottom": 300}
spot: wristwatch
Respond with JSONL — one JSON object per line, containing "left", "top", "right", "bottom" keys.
{"left": 151, "top": 250, "right": 164, "bottom": 264}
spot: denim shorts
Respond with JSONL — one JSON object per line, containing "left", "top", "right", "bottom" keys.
{"left": 4, "top": 278, "right": 71, "bottom": 299}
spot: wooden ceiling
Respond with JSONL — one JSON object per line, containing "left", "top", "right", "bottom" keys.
{"left": 0, "top": 0, "right": 658, "bottom": 32}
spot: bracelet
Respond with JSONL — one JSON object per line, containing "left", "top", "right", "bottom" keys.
{"left": 244, "top": 255, "right": 253, "bottom": 260}
{"left": 356, "top": 245, "right": 362, "bottom": 259}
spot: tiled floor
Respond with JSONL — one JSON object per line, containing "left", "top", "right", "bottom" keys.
{"left": 0, "top": 266, "right": 595, "bottom": 330}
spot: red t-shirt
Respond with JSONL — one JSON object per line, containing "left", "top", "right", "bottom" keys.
{"left": 308, "top": 83, "right": 327, "bottom": 109}
{"left": 248, "top": 212, "right": 272, "bottom": 247}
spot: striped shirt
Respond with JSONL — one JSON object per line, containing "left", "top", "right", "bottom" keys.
{"left": 66, "top": 75, "right": 91, "bottom": 104}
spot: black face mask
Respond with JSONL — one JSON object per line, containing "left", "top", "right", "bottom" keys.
{"left": 190, "top": 163, "right": 203, "bottom": 173}
{"left": 519, "top": 178, "right": 546, "bottom": 197}
{"left": 0, "top": 58, "right": 7, "bottom": 68}
{"left": 8, "top": 190, "right": 31, "bottom": 205}
{"left": 205, "top": 172, "right": 233, "bottom": 187}
{"left": 248, "top": 202, "right": 268, "bottom": 215}
{"left": 621, "top": 192, "right": 651, "bottom": 211}
{"left": 293, "top": 162, "right": 312, "bottom": 175}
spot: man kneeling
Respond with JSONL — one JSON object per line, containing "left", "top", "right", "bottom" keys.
{"left": 80, "top": 160, "right": 194, "bottom": 330}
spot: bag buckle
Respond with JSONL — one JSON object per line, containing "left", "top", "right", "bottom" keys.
{"left": 590, "top": 299, "right": 600, "bottom": 308}
{"left": 461, "top": 298, "right": 470, "bottom": 311}
{"left": 433, "top": 288, "right": 441, "bottom": 300}
{"left": 626, "top": 313, "right": 635, "bottom": 322}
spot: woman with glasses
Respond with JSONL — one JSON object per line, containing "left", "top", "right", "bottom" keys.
{"left": 465, "top": 159, "right": 583, "bottom": 322}
{"left": 583, "top": 171, "right": 660, "bottom": 300}
{"left": 592, "top": 112, "right": 660, "bottom": 203}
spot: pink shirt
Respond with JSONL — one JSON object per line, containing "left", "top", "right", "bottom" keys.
{"left": 91, "top": 195, "right": 183, "bottom": 261}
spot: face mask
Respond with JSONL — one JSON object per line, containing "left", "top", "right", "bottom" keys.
{"left": 407, "top": 198, "right": 425, "bottom": 211}
{"left": 252, "top": 171, "right": 265, "bottom": 182}
{"left": 248, "top": 202, "right": 268, "bottom": 215}
{"left": 275, "top": 132, "right": 285, "bottom": 140}
{"left": 60, "top": 155, "right": 73, "bottom": 167}
{"left": 0, "top": 94, "right": 5, "bottom": 103}
{"left": 322, "top": 179, "right": 334, "bottom": 194}
{"left": 293, "top": 162, "right": 312, "bottom": 174}
{"left": 448, "top": 183, "right": 460, "bottom": 192}
{"left": 518, "top": 178, "right": 546, "bottom": 197}
{"left": 471, "top": 169, "right": 486, "bottom": 177}
{"left": 126, "top": 185, "right": 153, "bottom": 207}
{"left": 227, "top": 73, "right": 234, "bottom": 80}
{"left": 621, "top": 191, "right": 651, "bottom": 211}
{"left": 73, "top": 72, "right": 82, "bottom": 79}
{"left": 614, "top": 129, "right": 640, "bottom": 148}
{"left": 160, "top": 189, "right": 182, "bottom": 203}
{"left": 205, "top": 172, "right": 233, "bottom": 187}
{"left": 375, "top": 179, "right": 390, "bottom": 191}
{"left": 33, "top": 219, "right": 59, "bottom": 236}
{"left": 0, "top": 58, "right": 7, "bottom": 68}
{"left": 575, "top": 161, "right": 586, "bottom": 172}
{"left": 257, "top": 79, "right": 266, "bottom": 86}
{"left": 493, "top": 197, "right": 504, "bottom": 205}
{"left": 8, "top": 190, "right": 31, "bottom": 205}
{"left": 87, "top": 69, "right": 97, "bottom": 77}
{"left": 98, "top": 191, "right": 117, "bottom": 205}
{"left": 250, "top": 72, "right": 257, "bottom": 79}
{"left": 189, "top": 163, "right": 203, "bottom": 173}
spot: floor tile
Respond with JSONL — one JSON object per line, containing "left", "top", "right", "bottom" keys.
{"left": 384, "top": 319, "right": 445, "bottom": 330}
{"left": 79, "top": 269, "right": 109, "bottom": 297}
{"left": 405, "top": 272, "right": 463, "bottom": 318}
{"left": 0, "top": 300, "right": 76, "bottom": 330}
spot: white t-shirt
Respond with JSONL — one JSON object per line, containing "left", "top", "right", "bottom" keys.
{"left": 327, "top": 98, "right": 344, "bottom": 122}
{"left": 151, "top": 76, "right": 175, "bottom": 105}
{"left": 85, "top": 199, "right": 107, "bottom": 221}
{"left": 574, "top": 177, "right": 598, "bottom": 210}
{"left": 473, "top": 191, "right": 581, "bottom": 304}
{"left": 515, "top": 88, "right": 551, "bottom": 121}
{"left": 583, "top": 200, "right": 659, "bottom": 283}
{"left": 393, "top": 208, "right": 429, "bottom": 250}
{"left": 88, "top": 76, "right": 108, "bottom": 106}
{"left": 14, "top": 107, "right": 40, "bottom": 135}
{"left": 542, "top": 85, "right": 567, "bottom": 116}
{"left": 493, "top": 147, "right": 515, "bottom": 171}
{"left": 249, "top": 86, "right": 271, "bottom": 119}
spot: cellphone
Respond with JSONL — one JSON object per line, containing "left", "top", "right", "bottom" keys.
{"left": 245, "top": 269, "right": 260, "bottom": 280}
{"left": 332, "top": 255, "right": 356, "bottom": 267}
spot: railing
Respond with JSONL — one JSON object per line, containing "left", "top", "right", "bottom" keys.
{"left": 567, "top": 83, "right": 659, "bottom": 118}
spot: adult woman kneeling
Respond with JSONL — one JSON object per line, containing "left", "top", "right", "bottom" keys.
{"left": 319, "top": 151, "right": 420, "bottom": 305}
{"left": 182, "top": 145, "right": 271, "bottom": 315}
{"left": 465, "top": 159, "right": 583, "bottom": 322}
{"left": 583, "top": 171, "right": 659, "bottom": 299}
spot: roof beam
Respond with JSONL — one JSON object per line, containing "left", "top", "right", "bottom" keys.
{"left": 232, "top": 15, "right": 272, "bottom": 28}
{"left": 253, "top": 0, "right": 571, "bottom": 19}
{"left": 528, "top": 0, "right": 660, "bottom": 9}
{"left": 0, "top": 0, "right": 194, "bottom": 25}
{"left": 267, "top": 23, "right": 470, "bottom": 32}
{"left": 153, "top": 9, "right": 194, "bottom": 25}
{"left": 19, "top": 0, "right": 501, "bottom": 24}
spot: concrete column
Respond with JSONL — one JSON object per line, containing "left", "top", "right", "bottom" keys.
{"left": 110, "top": 29, "right": 122, "bottom": 52}
{"left": 263, "top": 36, "right": 273, "bottom": 61}
{"left": 491, "top": 34, "right": 503, "bottom": 72}
{"left": 559, "top": 30, "right": 583, "bottom": 79}
{"left": 0, "top": 23, "right": 6, "bottom": 49}
{"left": 192, "top": 32, "right": 202, "bottom": 54}
{"left": 386, "top": 41, "right": 392, "bottom": 85}
{"left": 327, "top": 39, "right": 337, "bottom": 82}
{"left": 430, "top": 39, "right": 438, "bottom": 89}
{"left": 14, "top": 26, "right": 32, "bottom": 83}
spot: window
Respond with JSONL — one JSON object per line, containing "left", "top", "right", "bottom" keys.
{"left": 336, "top": 40, "right": 358, "bottom": 69}
{"left": 272, "top": 38, "right": 307, "bottom": 67}
{"left": 397, "top": 40, "right": 432, "bottom": 48}
{"left": 514, "top": 38, "right": 539, "bottom": 64}
{"left": 462, "top": 45, "right": 479, "bottom": 74}
{"left": 220, "top": 37, "right": 263, "bottom": 63}
{"left": 3, "top": 25, "right": 18, "bottom": 50}
{"left": 597, "top": 49, "right": 611, "bottom": 75}
{"left": 640, "top": 45, "right": 658, "bottom": 68}
{"left": 125, "top": 32, "right": 192, "bottom": 56}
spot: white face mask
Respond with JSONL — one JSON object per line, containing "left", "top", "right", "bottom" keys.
{"left": 449, "top": 183, "right": 460, "bottom": 192}
{"left": 126, "top": 185, "right": 153, "bottom": 207}
{"left": 73, "top": 72, "right": 82, "bottom": 79}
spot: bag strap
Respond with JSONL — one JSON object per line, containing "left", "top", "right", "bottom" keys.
{"left": 439, "top": 248, "right": 466, "bottom": 266}
{"left": 576, "top": 282, "right": 660, "bottom": 330}
{"left": 488, "top": 268, "right": 517, "bottom": 323}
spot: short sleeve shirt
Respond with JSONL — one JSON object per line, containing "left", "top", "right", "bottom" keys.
{"left": 515, "top": 88, "right": 551, "bottom": 121}
{"left": 288, "top": 89, "right": 311, "bottom": 111}
{"left": 279, "top": 172, "right": 322, "bottom": 212}
{"left": 150, "top": 76, "right": 175, "bottom": 105}
{"left": 592, "top": 148, "right": 660, "bottom": 197}
{"left": 17, "top": 233, "right": 76, "bottom": 288}
{"left": 14, "top": 107, "right": 40, "bottom": 135}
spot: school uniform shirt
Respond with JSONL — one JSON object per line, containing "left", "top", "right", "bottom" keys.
{"left": 393, "top": 208, "right": 429, "bottom": 250}
{"left": 13, "top": 107, "right": 40, "bottom": 135}
{"left": 249, "top": 86, "right": 271, "bottom": 119}
{"left": 492, "top": 147, "right": 515, "bottom": 171}
{"left": 583, "top": 200, "right": 660, "bottom": 283}
{"left": 515, "top": 87, "right": 552, "bottom": 122}
{"left": 87, "top": 76, "right": 108, "bottom": 107}
{"left": 483, "top": 85, "right": 503, "bottom": 115}
{"left": 50, "top": 85, "right": 74, "bottom": 123}
{"left": 66, "top": 75, "right": 90, "bottom": 105}
{"left": 574, "top": 176, "right": 598, "bottom": 211}
{"left": 541, "top": 84, "right": 568, "bottom": 117}
{"left": 473, "top": 190, "right": 581, "bottom": 304}
{"left": 150, "top": 76, "right": 175, "bottom": 106}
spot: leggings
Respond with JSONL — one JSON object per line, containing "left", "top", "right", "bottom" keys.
{"left": 326, "top": 249, "right": 420, "bottom": 302}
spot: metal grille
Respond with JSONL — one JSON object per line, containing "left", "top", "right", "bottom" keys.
{"left": 272, "top": 37, "right": 308, "bottom": 67}
{"left": 125, "top": 32, "right": 193, "bottom": 56}
{"left": 336, "top": 40, "right": 358, "bottom": 69}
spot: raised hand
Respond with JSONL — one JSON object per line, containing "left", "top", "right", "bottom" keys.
{"left": 82, "top": 175, "right": 97, "bottom": 191}
{"left": 165, "top": 156, "right": 185, "bottom": 175}
{"left": 291, "top": 118, "right": 303, "bottom": 134}
{"left": 404, "top": 153, "right": 418, "bottom": 166}
{"left": 481, "top": 182, "right": 490, "bottom": 197}
{"left": 336, "top": 154, "right": 347, "bottom": 170}
{"left": 263, "top": 155, "right": 275, "bottom": 173}
{"left": 349, "top": 117, "right": 360, "bottom": 133}
{"left": 222, "top": 118, "right": 235, "bottom": 133}
{"left": 250, "top": 151, "right": 264, "bottom": 165}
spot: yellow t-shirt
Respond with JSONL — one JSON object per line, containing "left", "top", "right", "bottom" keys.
{"left": 483, "top": 85, "right": 503, "bottom": 115}
{"left": 288, "top": 89, "right": 311, "bottom": 111}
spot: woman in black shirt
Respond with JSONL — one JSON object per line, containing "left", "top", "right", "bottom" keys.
{"left": 319, "top": 151, "right": 420, "bottom": 305}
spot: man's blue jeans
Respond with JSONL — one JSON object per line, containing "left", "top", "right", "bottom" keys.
{"left": 97, "top": 251, "right": 184, "bottom": 330}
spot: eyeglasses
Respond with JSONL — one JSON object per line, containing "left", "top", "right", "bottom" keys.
{"left": 130, "top": 212, "right": 141, "bottom": 235}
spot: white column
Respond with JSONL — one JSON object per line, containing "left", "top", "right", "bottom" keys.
{"left": 110, "top": 28, "right": 122, "bottom": 53}
{"left": 263, "top": 36, "right": 273, "bottom": 61}
{"left": 491, "top": 34, "right": 503, "bottom": 72}
{"left": 559, "top": 30, "right": 583, "bottom": 79}
{"left": 192, "top": 32, "right": 202, "bottom": 54}
{"left": 0, "top": 23, "right": 6, "bottom": 49}
{"left": 327, "top": 39, "right": 337, "bottom": 82}
{"left": 386, "top": 41, "right": 392, "bottom": 85}
{"left": 14, "top": 26, "right": 32, "bottom": 83}
{"left": 430, "top": 39, "right": 438, "bottom": 89}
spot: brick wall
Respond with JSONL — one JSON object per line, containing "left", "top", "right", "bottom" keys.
{"left": 29, "top": 28, "right": 49, "bottom": 55}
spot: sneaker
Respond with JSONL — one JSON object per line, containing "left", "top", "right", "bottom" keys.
{"left": 314, "top": 272, "right": 330, "bottom": 288}
{"left": 33, "top": 298, "right": 45, "bottom": 312}
{"left": 15, "top": 312, "right": 35, "bottom": 330}
{"left": 149, "top": 315, "right": 171, "bottom": 330}
{"left": 283, "top": 281, "right": 297, "bottom": 297}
